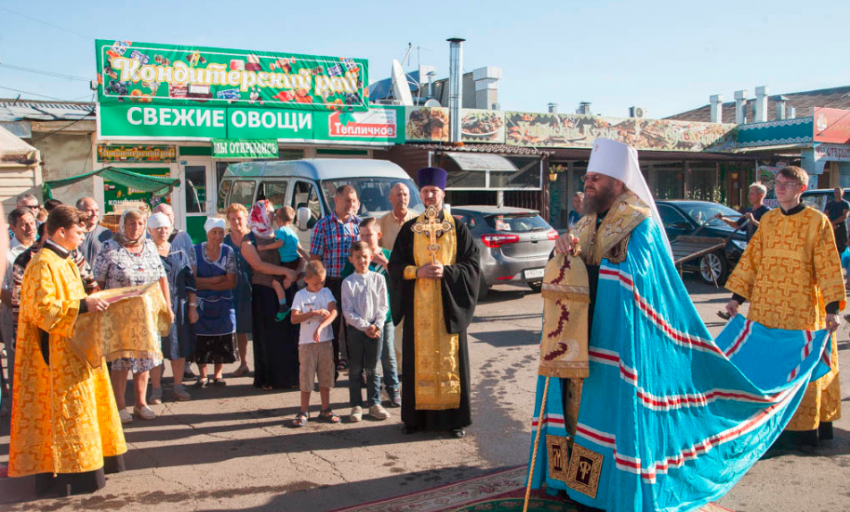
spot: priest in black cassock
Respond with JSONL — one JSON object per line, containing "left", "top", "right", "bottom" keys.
{"left": 389, "top": 167, "right": 480, "bottom": 438}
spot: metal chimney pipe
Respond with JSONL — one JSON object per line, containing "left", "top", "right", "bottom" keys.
{"left": 788, "top": 106, "right": 796, "bottom": 119}
{"left": 548, "top": 103, "right": 558, "bottom": 114}
{"left": 754, "top": 86, "right": 769, "bottom": 123}
{"left": 447, "top": 38, "right": 465, "bottom": 143}
{"left": 776, "top": 95, "right": 788, "bottom": 120}
{"left": 734, "top": 90, "right": 748, "bottom": 124}
{"left": 709, "top": 94, "right": 723, "bottom": 123}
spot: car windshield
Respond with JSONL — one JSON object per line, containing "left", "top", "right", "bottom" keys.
{"left": 321, "top": 178, "right": 424, "bottom": 217}
{"left": 484, "top": 213, "right": 550, "bottom": 232}
{"left": 679, "top": 202, "right": 741, "bottom": 227}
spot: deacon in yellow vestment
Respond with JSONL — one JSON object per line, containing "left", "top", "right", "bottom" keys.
{"left": 9, "top": 239, "right": 126, "bottom": 494}
{"left": 389, "top": 167, "right": 481, "bottom": 434}
{"left": 726, "top": 204, "right": 845, "bottom": 434}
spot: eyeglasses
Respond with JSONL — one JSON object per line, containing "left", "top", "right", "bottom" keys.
{"left": 774, "top": 181, "right": 802, "bottom": 190}
{"left": 23, "top": 203, "right": 39, "bottom": 210}
{"left": 580, "top": 174, "right": 603, "bottom": 184}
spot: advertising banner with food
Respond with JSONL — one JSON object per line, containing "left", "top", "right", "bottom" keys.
{"left": 460, "top": 109, "right": 505, "bottom": 143}
{"left": 504, "top": 112, "right": 734, "bottom": 151}
{"left": 96, "top": 40, "right": 369, "bottom": 112}
{"left": 405, "top": 106, "right": 449, "bottom": 142}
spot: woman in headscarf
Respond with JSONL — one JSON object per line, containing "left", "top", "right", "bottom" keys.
{"left": 147, "top": 212, "right": 197, "bottom": 402}
{"left": 223, "top": 203, "right": 252, "bottom": 377}
{"left": 93, "top": 209, "right": 171, "bottom": 423}
{"left": 190, "top": 217, "right": 237, "bottom": 387}
{"left": 241, "top": 200, "right": 301, "bottom": 390}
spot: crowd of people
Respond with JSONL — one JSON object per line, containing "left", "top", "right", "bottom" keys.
{"left": 0, "top": 167, "right": 481, "bottom": 497}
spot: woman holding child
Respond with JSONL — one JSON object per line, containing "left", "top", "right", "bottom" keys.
{"left": 241, "top": 200, "right": 301, "bottom": 390}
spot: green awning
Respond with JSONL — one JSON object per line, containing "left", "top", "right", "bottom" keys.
{"left": 43, "top": 166, "right": 180, "bottom": 200}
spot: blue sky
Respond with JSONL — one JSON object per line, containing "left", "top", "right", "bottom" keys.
{"left": 1, "top": 0, "right": 848, "bottom": 118}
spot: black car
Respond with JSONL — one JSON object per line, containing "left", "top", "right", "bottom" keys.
{"left": 656, "top": 200, "right": 749, "bottom": 284}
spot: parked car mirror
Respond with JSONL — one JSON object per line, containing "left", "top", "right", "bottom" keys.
{"left": 297, "top": 207, "right": 310, "bottom": 231}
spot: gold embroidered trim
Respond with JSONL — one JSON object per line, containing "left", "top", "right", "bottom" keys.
{"left": 566, "top": 443, "right": 604, "bottom": 498}
{"left": 547, "top": 435, "right": 570, "bottom": 482}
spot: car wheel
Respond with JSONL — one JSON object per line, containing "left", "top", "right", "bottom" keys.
{"left": 699, "top": 251, "right": 728, "bottom": 285}
{"left": 527, "top": 281, "right": 542, "bottom": 293}
{"left": 478, "top": 276, "right": 489, "bottom": 301}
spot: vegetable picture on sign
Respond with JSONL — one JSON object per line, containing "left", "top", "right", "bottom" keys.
{"left": 96, "top": 40, "right": 369, "bottom": 112}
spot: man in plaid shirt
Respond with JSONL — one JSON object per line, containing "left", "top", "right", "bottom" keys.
{"left": 311, "top": 185, "right": 361, "bottom": 371}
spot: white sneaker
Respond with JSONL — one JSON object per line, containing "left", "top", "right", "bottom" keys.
{"left": 134, "top": 405, "right": 156, "bottom": 420}
{"left": 350, "top": 406, "right": 362, "bottom": 422}
{"left": 369, "top": 404, "right": 390, "bottom": 420}
{"left": 119, "top": 409, "right": 133, "bottom": 424}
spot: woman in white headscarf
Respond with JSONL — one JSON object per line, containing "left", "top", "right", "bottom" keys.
{"left": 147, "top": 212, "right": 198, "bottom": 402}
{"left": 93, "top": 209, "right": 170, "bottom": 423}
{"left": 190, "top": 217, "right": 237, "bottom": 387}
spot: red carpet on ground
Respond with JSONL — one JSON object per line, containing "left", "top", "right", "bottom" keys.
{"left": 328, "top": 466, "right": 734, "bottom": 512}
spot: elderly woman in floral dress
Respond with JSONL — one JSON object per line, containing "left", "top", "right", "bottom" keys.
{"left": 93, "top": 209, "right": 171, "bottom": 423}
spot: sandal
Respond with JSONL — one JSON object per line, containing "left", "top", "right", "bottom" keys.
{"left": 336, "top": 359, "right": 348, "bottom": 371}
{"left": 292, "top": 412, "right": 309, "bottom": 427}
{"left": 193, "top": 377, "right": 209, "bottom": 388}
{"left": 262, "top": 384, "right": 273, "bottom": 391}
{"left": 317, "top": 408, "right": 341, "bottom": 424}
{"left": 213, "top": 378, "right": 227, "bottom": 386}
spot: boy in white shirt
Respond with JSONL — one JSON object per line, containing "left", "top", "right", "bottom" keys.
{"left": 342, "top": 241, "right": 390, "bottom": 422}
{"left": 290, "top": 261, "right": 339, "bottom": 426}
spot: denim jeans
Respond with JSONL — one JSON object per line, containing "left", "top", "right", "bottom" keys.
{"left": 346, "top": 326, "right": 382, "bottom": 407}
{"left": 380, "top": 322, "right": 399, "bottom": 395}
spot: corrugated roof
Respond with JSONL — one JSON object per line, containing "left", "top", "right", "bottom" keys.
{"left": 0, "top": 98, "right": 95, "bottom": 122}
{"left": 666, "top": 85, "right": 850, "bottom": 123}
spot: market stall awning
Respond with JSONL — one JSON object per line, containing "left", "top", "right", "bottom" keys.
{"left": 444, "top": 152, "right": 518, "bottom": 172}
{"left": 43, "top": 166, "right": 180, "bottom": 199}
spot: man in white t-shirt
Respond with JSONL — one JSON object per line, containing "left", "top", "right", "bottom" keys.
{"left": 290, "top": 261, "right": 340, "bottom": 427}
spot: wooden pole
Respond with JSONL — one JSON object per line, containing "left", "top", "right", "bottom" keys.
{"left": 524, "top": 376, "right": 551, "bottom": 512}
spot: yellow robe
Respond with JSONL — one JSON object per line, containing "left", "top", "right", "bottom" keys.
{"left": 403, "top": 210, "right": 460, "bottom": 410}
{"left": 726, "top": 206, "right": 845, "bottom": 431}
{"left": 8, "top": 247, "right": 126, "bottom": 477}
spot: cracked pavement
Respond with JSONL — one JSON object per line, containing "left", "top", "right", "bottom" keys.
{"left": 1, "top": 279, "right": 849, "bottom": 511}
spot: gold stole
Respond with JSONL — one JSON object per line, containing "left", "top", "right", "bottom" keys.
{"left": 411, "top": 210, "right": 461, "bottom": 410}
{"left": 540, "top": 254, "right": 590, "bottom": 378}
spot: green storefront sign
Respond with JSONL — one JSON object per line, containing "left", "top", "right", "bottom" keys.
{"left": 96, "top": 39, "right": 369, "bottom": 112}
{"left": 103, "top": 167, "right": 172, "bottom": 213}
{"left": 212, "top": 139, "right": 279, "bottom": 159}
{"left": 99, "top": 104, "right": 402, "bottom": 145}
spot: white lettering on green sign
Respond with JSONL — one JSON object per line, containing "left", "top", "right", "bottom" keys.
{"left": 212, "top": 139, "right": 278, "bottom": 158}
{"left": 229, "top": 110, "right": 311, "bottom": 132}
{"left": 127, "top": 106, "right": 225, "bottom": 128}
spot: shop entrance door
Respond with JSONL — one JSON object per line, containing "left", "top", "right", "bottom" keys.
{"left": 181, "top": 159, "right": 214, "bottom": 243}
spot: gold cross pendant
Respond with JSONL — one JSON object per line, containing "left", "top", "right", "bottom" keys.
{"left": 411, "top": 206, "right": 453, "bottom": 264}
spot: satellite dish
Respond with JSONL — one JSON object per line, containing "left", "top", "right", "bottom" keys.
{"left": 391, "top": 59, "right": 414, "bottom": 106}
{"left": 424, "top": 98, "right": 441, "bottom": 107}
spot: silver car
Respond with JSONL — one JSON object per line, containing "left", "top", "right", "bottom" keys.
{"left": 452, "top": 206, "right": 558, "bottom": 299}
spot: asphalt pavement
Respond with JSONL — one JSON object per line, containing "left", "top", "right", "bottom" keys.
{"left": 0, "top": 276, "right": 848, "bottom": 512}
